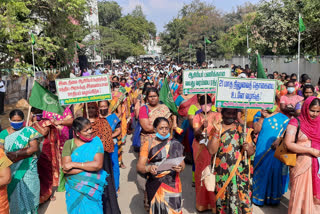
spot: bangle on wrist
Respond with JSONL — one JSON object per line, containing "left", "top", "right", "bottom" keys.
{"left": 15, "top": 151, "right": 18, "bottom": 158}
{"left": 81, "top": 162, "right": 84, "bottom": 167}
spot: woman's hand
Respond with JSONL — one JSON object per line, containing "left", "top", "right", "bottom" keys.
{"left": 203, "top": 120, "right": 208, "bottom": 129}
{"left": 6, "top": 152, "right": 16, "bottom": 162}
{"left": 271, "top": 138, "right": 281, "bottom": 150}
{"left": 147, "top": 165, "right": 158, "bottom": 175}
{"left": 63, "top": 162, "right": 74, "bottom": 171}
{"left": 310, "top": 148, "right": 320, "bottom": 157}
{"left": 243, "top": 142, "right": 255, "bottom": 156}
{"left": 172, "top": 165, "right": 183, "bottom": 173}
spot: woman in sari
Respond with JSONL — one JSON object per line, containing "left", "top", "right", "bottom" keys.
{"left": 280, "top": 81, "right": 304, "bottom": 117}
{"left": 284, "top": 96, "right": 320, "bottom": 214}
{"left": 29, "top": 107, "right": 60, "bottom": 203}
{"left": 137, "top": 117, "right": 185, "bottom": 214}
{"left": 99, "top": 100, "right": 121, "bottom": 192}
{"left": 295, "top": 84, "right": 315, "bottom": 116}
{"left": 193, "top": 95, "right": 220, "bottom": 213}
{"left": 109, "top": 82, "right": 127, "bottom": 169}
{"left": 139, "top": 87, "right": 173, "bottom": 145}
{"left": 87, "top": 102, "right": 121, "bottom": 214}
{"left": 62, "top": 117, "right": 107, "bottom": 214}
{"left": 0, "top": 109, "right": 42, "bottom": 214}
{"left": 42, "top": 106, "right": 73, "bottom": 155}
{"left": 252, "top": 107, "right": 289, "bottom": 205}
{"left": 207, "top": 108, "right": 255, "bottom": 214}
{"left": 0, "top": 147, "right": 12, "bottom": 214}
{"left": 175, "top": 89, "right": 198, "bottom": 162}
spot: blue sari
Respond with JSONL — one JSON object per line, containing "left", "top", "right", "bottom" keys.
{"left": 65, "top": 137, "right": 107, "bottom": 214}
{"left": 106, "top": 113, "right": 120, "bottom": 191}
{"left": 252, "top": 112, "right": 289, "bottom": 206}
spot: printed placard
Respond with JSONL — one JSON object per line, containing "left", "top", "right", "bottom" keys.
{"left": 182, "top": 68, "right": 231, "bottom": 94}
{"left": 56, "top": 75, "right": 112, "bottom": 105}
{"left": 215, "top": 77, "right": 276, "bottom": 109}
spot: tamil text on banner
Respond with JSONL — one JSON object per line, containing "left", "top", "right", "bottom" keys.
{"left": 56, "top": 75, "right": 112, "bottom": 105}
{"left": 182, "top": 68, "right": 231, "bottom": 94}
{"left": 215, "top": 77, "right": 276, "bottom": 109}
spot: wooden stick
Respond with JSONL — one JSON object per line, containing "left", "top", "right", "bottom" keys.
{"left": 204, "top": 93, "right": 208, "bottom": 141}
{"left": 244, "top": 108, "right": 248, "bottom": 165}
{"left": 26, "top": 105, "right": 32, "bottom": 127}
{"left": 85, "top": 103, "right": 89, "bottom": 119}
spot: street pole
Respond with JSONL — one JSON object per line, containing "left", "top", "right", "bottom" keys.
{"left": 189, "top": 46, "right": 191, "bottom": 66}
{"left": 298, "top": 13, "right": 301, "bottom": 82}
{"left": 32, "top": 44, "right": 36, "bottom": 78}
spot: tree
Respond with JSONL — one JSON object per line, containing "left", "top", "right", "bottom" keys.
{"left": 131, "top": 5, "right": 145, "bottom": 18}
{"left": 0, "top": 0, "right": 89, "bottom": 70}
{"left": 98, "top": 0, "right": 122, "bottom": 27}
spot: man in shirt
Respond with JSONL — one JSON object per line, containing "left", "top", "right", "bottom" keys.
{"left": 0, "top": 76, "right": 5, "bottom": 115}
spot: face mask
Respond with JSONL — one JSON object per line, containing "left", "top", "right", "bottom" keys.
{"left": 201, "top": 104, "right": 212, "bottom": 113}
{"left": 156, "top": 132, "right": 170, "bottom": 141}
{"left": 99, "top": 109, "right": 108, "bottom": 116}
{"left": 223, "top": 118, "right": 235, "bottom": 125}
{"left": 267, "top": 105, "right": 277, "bottom": 113}
{"left": 287, "top": 87, "right": 295, "bottom": 94}
{"left": 77, "top": 133, "right": 94, "bottom": 142}
{"left": 10, "top": 120, "right": 24, "bottom": 130}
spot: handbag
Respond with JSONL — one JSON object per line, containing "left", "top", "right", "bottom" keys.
{"left": 132, "top": 105, "right": 149, "bottom": 149}
{"left": 274, "top": 118, "right": 300, "bottom": 166}
{"left": 200, "top": 153, "right": 217, "bottom": 192}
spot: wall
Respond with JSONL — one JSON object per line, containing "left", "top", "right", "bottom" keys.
{"left": 210, "top": 56, "right": 320, "bottom": 84}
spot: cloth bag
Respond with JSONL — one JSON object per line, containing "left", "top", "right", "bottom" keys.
{"left": 274, "top": 118, "right": 300, "bottom": 166}
{"left": 200, "top": 153, "right": 217, "bottom": 192}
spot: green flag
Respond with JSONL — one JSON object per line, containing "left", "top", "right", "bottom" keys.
{"left": 76, "top": 42, "right": 81, "bottom": 50}
{"left": 29, "top": 81, "right": 65, "bottom": 115}
{"left": 189, "top": 44, "right": 192, "bottom": 49}
{"left": 205, "top": 38, "right": 212, "bottom": 44}
{"left": 299, "top": 14, "right": 306, "bottom": 32}
{"left": 31, "top": 33, "right": 36, "bottom": 45}
{"left": 159, "top": 78, "right": 178, "bottom": 115}
{"left": 256, "top": 53, "right": 267, "bottom": 79}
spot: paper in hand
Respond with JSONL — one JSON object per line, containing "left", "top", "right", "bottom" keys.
{"left": 157, "top": 156, "right": 185, "bottom": 172}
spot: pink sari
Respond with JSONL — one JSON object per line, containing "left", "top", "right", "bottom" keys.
{"left": 192, "top": 111, "right": 221, "bottom": 213}
{"left": 289, "top": 96, "right": 320, "bottom": 205}
{"left": 42, "top": 106, "right": 73, "bottom": 154}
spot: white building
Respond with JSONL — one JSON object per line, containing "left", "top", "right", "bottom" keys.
{"left": 144, "top": 36, "right": 162, "bottom": 57}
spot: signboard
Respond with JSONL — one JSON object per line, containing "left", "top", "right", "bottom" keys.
{"left": 182, "top": 68, "right": 231, "bottom": 94}
{"left": 56, "top": 75, "right": 112, "bottom": 105}
{"left": 215, "top": 77, "right": 276, "bottom": 109}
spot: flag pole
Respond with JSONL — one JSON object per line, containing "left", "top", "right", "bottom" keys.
{"left": 28, "top": 36, "right": 36, "bottom": 127}
{"left": 298, "top": 13, "right": 301, "bottom": 83}
{"left": 189, "top": 45, "right": 191, "bottom": 66}
{"left": 32, "top": 44, "right": 36, "bottom": 78}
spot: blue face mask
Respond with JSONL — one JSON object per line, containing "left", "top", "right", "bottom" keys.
{"left": 10, "top": 120, "right": 24, "bottom": 130}
{"left": 156, "top": 132, "right": 170, "bottom": 141}
{"left": 287, "top": 87, "right": 295, "bottom": 94}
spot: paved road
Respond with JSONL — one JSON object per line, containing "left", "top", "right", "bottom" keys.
{"left": 39, "top": 135, "right": 289, "bottom": 214}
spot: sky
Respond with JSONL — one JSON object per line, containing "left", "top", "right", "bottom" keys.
{"left": 114, "top": 0, "right": 261, "bottom": 33}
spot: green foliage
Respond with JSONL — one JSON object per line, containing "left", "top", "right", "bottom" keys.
{"left": 0, "top": 0, "right": 89, "bottom": 71}
{"left": 98, "top": 0, "right": 122, "bottom": 27}
{"left": 94, "top": 3, "right": 156, "bottom": 60}
{"left": 160, "top": 0, "right": 320, "bottom": 60}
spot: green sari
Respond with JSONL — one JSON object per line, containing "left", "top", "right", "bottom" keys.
{"left": 0, "top": 127, "right": 42, "bottom": 214}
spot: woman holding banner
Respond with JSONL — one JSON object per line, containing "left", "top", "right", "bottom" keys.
{"left": 252, "top": 107, "right": 289, "bottom": 206}
{"left": 284, "top": 96, "right": 320, "bottom": 214}
{"left": 207, "top": 108, "right": 255, "bottom": 214}
{"left": 192, "top": 95, "right": 219, "bottom": 213}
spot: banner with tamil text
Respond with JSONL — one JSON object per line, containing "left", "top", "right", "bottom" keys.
{"left": 215, "top": 77, "right": 276, "bottom": 109}
{"left": 56, "top": 75, "right": 112, "bottom": 105}
{"left": 182, "top": 68, "right": 231, "bottom": 94}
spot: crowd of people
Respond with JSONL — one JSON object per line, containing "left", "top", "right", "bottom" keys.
{"left": 0, "top": 60, "right": 320, "bottom": 214}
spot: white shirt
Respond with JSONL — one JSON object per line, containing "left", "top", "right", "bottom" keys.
{"left": 70, "top": 73, "right": 76, "bottom": 78}
{"left": 0, "top": 81, "right": 5, "bottom": 92}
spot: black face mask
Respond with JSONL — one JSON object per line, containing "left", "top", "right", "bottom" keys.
{"left": 223, "top": 117, "right": 235, "bottom": 125}
{"left": 99, "top": 109, "right": 108, "bottom": 116}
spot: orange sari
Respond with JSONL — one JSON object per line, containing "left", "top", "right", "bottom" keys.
{"left": 0, "top": 148, "right": 12, "bottom": 214}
